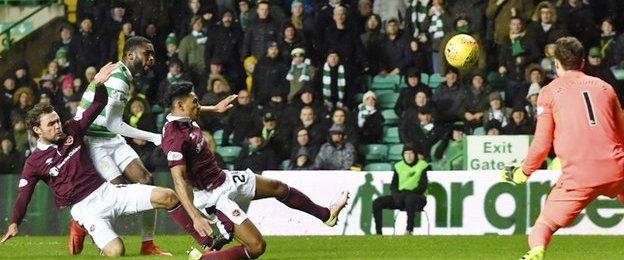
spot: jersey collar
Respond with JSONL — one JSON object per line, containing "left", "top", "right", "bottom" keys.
{"left": 117, "top": 61, "right": 134, "bottom": 81}
{"left": 36, "top": 140, "right": 58, "bottom": 150}
{"left": 166, "top": 113, "right": 192, "bottom": 123}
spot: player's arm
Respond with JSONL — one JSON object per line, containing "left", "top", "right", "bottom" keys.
{"left": 199, "top": 95, "right": 237, "bottom": 114}
{"left": 1, "top": 165, "right": 40, "bottom": 244}
{"left": 67, "top": 63, "right": 116, "bottom": 135}
{"left": 170, "top": 165, "right": 213, "bottom": 237}
{"left": 101, "top": 78, "right": 162, "bottom": 145}
{"left": 522, "top": 88, "right": 555, "bottom": 175}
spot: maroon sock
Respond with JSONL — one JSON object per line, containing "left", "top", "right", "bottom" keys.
{"left": 202, "top": 245, "right": 249, "bottom": 260}
{"left": 168, "top": 203, "right": 213, "bottom": 247}
{"left": 278, "top": 186, "right": 330, "bottom": 222}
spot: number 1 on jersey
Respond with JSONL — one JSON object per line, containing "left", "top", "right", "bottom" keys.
{"left": 582, "top": 91, "right": 597, "bottom": 126}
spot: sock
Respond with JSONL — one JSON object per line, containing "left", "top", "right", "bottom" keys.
{"left": 202, "top": 245, "right": 249, "bottom": 260}
{"left": 528, "top": 222, "right": 555, "bottom": 248}
{"left": 141, "top": 209, "right": 156, "bottom": 242}
{"left": 168, "top": 203, "right": 213, "bottom": 247}
{"left": 278, "top": 186, "right": 330, "bottom": 222}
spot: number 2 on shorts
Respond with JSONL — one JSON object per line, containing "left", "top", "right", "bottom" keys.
{"left": 232, "top": 173, "right": 247, "bottom": 184}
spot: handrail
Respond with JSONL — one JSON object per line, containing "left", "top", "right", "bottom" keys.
{"left": 0, "top": 1, "right": 57, "bottom": 51}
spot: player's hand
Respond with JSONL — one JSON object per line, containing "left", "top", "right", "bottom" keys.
{"left": 0, "top": 223, "right": 18, "bottom": 244}
{"left": 93, "top": 62, "right": 117, "bottom": 85}
{"left": 193, "top": 217, "right": 215, "bottom": 237}
{"left": 500, "top": 163, "right": 529, "bottom": 184}
{"left": 212, "top": 95, "right": 238, "bottom": 113}
{"left": 151, "top": 134, "right": 162, "bottom": 146}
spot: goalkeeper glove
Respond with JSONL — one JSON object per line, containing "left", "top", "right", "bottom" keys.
{"left": 500, "top": 163, "right": 529, "bottom": 184}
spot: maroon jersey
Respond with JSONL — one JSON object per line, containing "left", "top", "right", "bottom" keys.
{"left": 162, "top": 115, "right": 225, "bottom": 190}
{"left": 11, "top": 86, "right": 108, "bottom": 225}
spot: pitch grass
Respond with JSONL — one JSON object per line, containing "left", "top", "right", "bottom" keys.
{"left": 2, "top": 235, "right": 624, "bottom": 259}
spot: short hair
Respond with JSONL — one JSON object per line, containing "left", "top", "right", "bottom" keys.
{"left": 164, "top": 81, "right": 194, "bottom": 107}
{"left": 257, "top": 0, "right": 270, "bottom": 7}
{"left": 554, "top": 37, "right": 584, "bottom": 70}
{"left": 123, "top": 36, "right": 152, "bottom": 56}
{"left": 26, "top": 104, "right": 55, "bottom": 138}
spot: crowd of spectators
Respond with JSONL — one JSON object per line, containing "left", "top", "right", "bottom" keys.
{"left": 1, "top": 0, "right": 624, "bottom": 174}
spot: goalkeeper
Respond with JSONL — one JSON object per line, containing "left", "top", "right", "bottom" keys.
{"left": 502, "top": 37, "right": 624, "bottom": 260}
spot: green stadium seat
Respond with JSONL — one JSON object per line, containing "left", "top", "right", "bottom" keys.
{"left": 373, "top": 75, "right": 401, "bottom": 85}
{"left": 473, "top": 127, "right": 485, "bottom": 135}
{"left": 382, "top": 127, "right": 401, "bottom": 144}
{"left": 217, "top": 146, "right": 242, "bottom": 163}
{"left": 613, "top": 69, "right": 624, "bottom": 81}
{"left": 280, "top": 160, "right": 291, "bottom": 170}
{"left": 355, "top": 93, "right": 364, "bottom": 103}
{"left": 154, "top": 113, "right": 165, "bottom": 130}
{"left": 377, "top": 93, "right": 399, "bottom": 109}
{"left": 382, "top": 109, "right": 399, "bottom": 126}
{"left": 420, "top": 73, "right": 430, "bottom": 85}
{"left": 213, "top": 129, "right": 224, "bottom": 144}
{"left": 387, "top": 144, "right": 404, "bottom": 162}
{"left": 371, "top": 82, "right": 396, "bottom": 91}
{"left": 364, "top": 163, "right": 393, "bottom": 171}
{"left": 428, "top": 73, "right": 444, "bottom": 88}
{"left": 373, "top": 89, "right": 396, "bottom": 96}
{"left": 226, "top": 164, "right": 235, "bottom": 171}
{"left": 363, "top": 144, "right": 388, "bottom": 162}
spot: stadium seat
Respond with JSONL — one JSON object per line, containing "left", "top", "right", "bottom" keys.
{"left": 373, "top": 75, "right": 401, "bottom": 85}
{"left": 473, "top": 127, "right": 485, "bottom": 135}
{"left": 382, "top": 109, "right": 399, "bottom": 126}
{"left": 364, "top": 162, "right": 393, "bottom": 171}
{"left": 387, "top": 144, "right": 404, "bottom": 162}
{"left": 428, "top": 73, "right": 444, "bottom": 88}
{"left": 217, "top": 146, "right": 242, "bottom": 164}
{"left": 613, "top": 69, "right": 624, "bottom": 81}
{"left": 355, "top": 93, "right": 364, "bottom": 103}
{"left": 280, "top": 160, "right": 291, "bottom": 170}
{"left": 213, "top": 129, "right": 224, "bottom": 144}
{"left": 382, "top": 127, "right": 401, "bottom": 144}
{"left": 377, "top": 93, "right": 400, "bottom": 109}
{"left": 371, "top": 82, "right": 396, "bottom": 91}
{"left": 363, "top": 144, "right": 388, "bottom": 162}
{"left": 373, "top": 89, "right": 396, "bottom": 97}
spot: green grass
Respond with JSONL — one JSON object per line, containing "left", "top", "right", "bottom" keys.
{"left": 2, "top": 235, "right": 624, "bottom": 259}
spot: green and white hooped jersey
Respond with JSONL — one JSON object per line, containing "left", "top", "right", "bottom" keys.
{"left": 76, "top": 61, "right": 133, "bottom": 139}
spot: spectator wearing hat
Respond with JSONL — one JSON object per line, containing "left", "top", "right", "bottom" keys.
{"left": 312, "top": 123, "right": 356, "bottom": 170}
{"left": 242, "top": 1, "right": 281, "bottom": 59}
{"left": 165, "top": 33, "right": 180, "bottom": 62}
{"left": 327, "top": 107, "right": 357, "bottom": 146}
{"left": 69, "top": 17, "right": 100, "bottom": 77}
{"left": 503, "top": 105, "right": 535, "bottom": 135}
{"left": 395, "top": 68, "right": 432, "bottom": 118}
{"left": 432, "top": 122, "right": 465, "bottom": 170}
{"left": 373, "top": 143, "right": 428, "bottom": 235}
{"left": 506, "top": 63, "right": 545, "bottom": 108}
{"left": 204, "top": 9, "right": 245, "bottom": 89}
{"left": 60, "top": 76, "right": 81, "bottom": 117}
{"left": 0, "top": 134, "right": 24, "bottom": 174}
{"left": 253, "top": 41, "right": 289, "bottom": 106}
{"left": 290, "top": 146, "right": 314, "bottom": 170}
{"left": 378, "top": 18, "right": 408, "bottom": 76}
{"left": 237, "top": 0, "right": 252, "bottom": 31}
{"left": 459, "top": 73, "right": 491, "bottom": 132}
{"left": 527, "top": 1, "right": 569, "bottom": 53}
{"left": 261, "top": 111, "right": 290, "bottom": 161}
{"left": 179, "top": 15, "right": 208, "bottom": 84}
{"left": 235, "top": 127, "right": 279, "bottom": 172}
{"left": 278, "top": 23, "right": 305, "bottom": 62}
{"left": 498, "top": 17, "right": 540, "bottom": 82}
{"left": 286, "top": 47, "right": 316, "bottom": 102}
{"left": 351, "top": 91, "right": 384, "bottom": 145}
{"left": 290, "top": 127, "right": 320, "bottom": 164}
{"left": 222, "top": 89, "right": 263, "bottom": 146}
{"left": 583, "top": 47, "right": 624, "bottom": 107}
{"left": 483, "top": 91, "right": 511, "bottom": 128}
{"left": 525, "top": 83, "right": 540, "bottom": 120}
{"left": 432, "top": 67, "right": 465, "bottom": 123}
{"left": 485, "top": 119, "right": 502, "bottom": 135}
{"left": 399, "top": 106, "right": 444, "bottom": 162}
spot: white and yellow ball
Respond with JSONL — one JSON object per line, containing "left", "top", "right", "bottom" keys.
{"left": 444, "top": 34, "right": 479, "bottom": 70}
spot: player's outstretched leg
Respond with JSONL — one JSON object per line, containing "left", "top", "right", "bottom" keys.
{"left": 68, "top": 219, "right": 87, "bottom": 255}
{"left": 189, "top": 219, "right": 263, "bottom": 260}
{"left": 254, "top": 175, "right": 349, "bottom": 226}
{"left": 124, "top": 159, "right": 170, "bottom": 256}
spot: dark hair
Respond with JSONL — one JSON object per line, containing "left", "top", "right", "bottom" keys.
{"left": 123, "top": 36, "right": 152, "bottom": 57}
{"left": 257, "top": 0, "right": 270, "bottom": 7}
{"left": 164, "top": 81, "right": 194, "bottom": 107}
{"left": 554, "top": 37, "right": 584, "bottom": 70}
{"left": 26, "top": 104, "right": 55, "bottom": 138}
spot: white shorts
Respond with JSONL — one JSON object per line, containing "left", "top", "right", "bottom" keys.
{"left": 193, "top": 169, "right": 256, "bottom": 226}
{"left": 70, "top": 182, "right": 155, "bottom": 249}
{"left": 85, "top": 135, "right": 140, "bottom": 181}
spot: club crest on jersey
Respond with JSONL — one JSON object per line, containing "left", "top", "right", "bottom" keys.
{"left": 64, "top": 136, "right": 74, "bottom": 146}
{"left": 232, "top": 209, "right": 241, "bottom": 217}
{"left": 49, "top": 166, "right": 60, "bottom": 176}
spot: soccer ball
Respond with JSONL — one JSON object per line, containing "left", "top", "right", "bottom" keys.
{"left": 445, "top": 34, "right": 479, "bottom": 69}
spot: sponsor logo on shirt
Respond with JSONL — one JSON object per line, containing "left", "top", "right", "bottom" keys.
{"left": 49, "top": 146, "right": 82, "bottom": 177}
{"left": 167, "top": 151, "right": 183, "bottom": 161}
{"left": 232, "top": 209, "right": 241, "bottom": 217}
{"left": 18, "top": 178, "right": 28, "bottom": 188}
{"left": 536, "top": 106, "right": 544, "bottom": 116}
